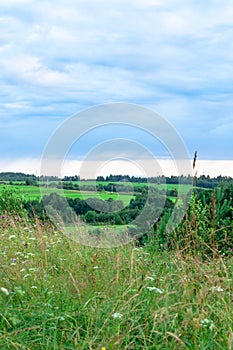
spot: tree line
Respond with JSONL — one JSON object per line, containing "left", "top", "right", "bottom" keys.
{"left": 1, "top": 172, "right": 232, "bottom": 189}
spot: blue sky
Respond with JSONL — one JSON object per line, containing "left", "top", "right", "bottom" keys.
{"left": 0, "top": 0, "right": 233, "bottom": 176}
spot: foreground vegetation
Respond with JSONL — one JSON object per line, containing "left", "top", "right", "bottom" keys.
{"left": 0, "top": 175, "right": 233, "bottom": 349}
{"left": 1, "top": 216, "right": 233, "bottom": 349}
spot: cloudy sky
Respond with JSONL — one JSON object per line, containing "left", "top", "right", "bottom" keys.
{"left": 0, "top": 0, "right": 233, "bottom": 177}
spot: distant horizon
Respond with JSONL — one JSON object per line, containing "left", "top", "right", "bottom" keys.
{"left": 1, "top": 158, "right": 233, "bottom": 179}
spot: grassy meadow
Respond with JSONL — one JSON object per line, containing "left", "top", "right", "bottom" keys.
{"left": 1, "top": 215, "right": 233, "bottom": 349}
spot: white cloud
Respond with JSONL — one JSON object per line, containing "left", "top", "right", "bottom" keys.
{"left": 0, "top": 54, "right": 69, "bottom": 87}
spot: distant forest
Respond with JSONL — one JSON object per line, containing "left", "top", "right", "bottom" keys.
{"left": 0, "top": 171, "right": 232, "bottom": 188}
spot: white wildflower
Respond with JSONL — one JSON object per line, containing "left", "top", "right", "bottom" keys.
{"left": 112, "top": 312, "right": 123, "bottom": 319}
{"left": 200, "top": 318, "right": 215, "bottom": 330}
{"left": 9, "top": 235, "right": 16, "bottom": 239}
{"left": 23, "top": 273, "right": 31, "bottom": 279}
{"left": 146, "top": 276, "right": 155, "bottom": 281}
{"left": 31, "top": 286, "right": 37, "bottom": 289}
{"left": 146, "top": 287, "right": 164, "bottom": 294}
{"left": 211, "top": 286, "right": 224, "bottom": 292}
{"left": 210, "top": 323, "right": 216, "bottom": 330}
{"left": 1, "top": 287, "right": 10, "bottom": 295}
{"left": 93, "top": 266, "right": 99, "bottom": 269}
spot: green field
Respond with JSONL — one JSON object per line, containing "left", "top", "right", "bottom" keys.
{"left": 0, "top": 182, "right": 193, "bottom": 207}
{"left": 0, "top": 185, "right": 135, "bottom": 206}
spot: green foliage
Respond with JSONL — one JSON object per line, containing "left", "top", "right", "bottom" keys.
{"left": 25, "top": 178, "right": 38, "bottom": 186}
{"left": 0, "top": 188, "right": 25, "bottom": 216}
{"left": 0, "top": 172, "right": 36, "bottom": 182}
{"left": 151, "top": 184, "right": 233, "bottom": 257}
{"left": 43, "top": 193, "right": 77, "bottom": 224}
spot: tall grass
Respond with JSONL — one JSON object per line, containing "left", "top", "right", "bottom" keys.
{"left": 1, "top": 213, "right": 233, "bottom": 349}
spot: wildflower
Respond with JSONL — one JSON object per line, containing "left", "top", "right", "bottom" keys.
{"left": 1, "top": 287, "right": 10, "bottom": 295}
{"left": 29, "top": 268, "right": 39, "bottom": 272}
{"left": 146, "top": 276, "right": 155, "bottom": 281}
{"left": 146, "top": 286, "right": 164, "bottom": 294}
{"left": 93, "top": 266, "right": 99, "bottom": 269}
{"left": 12, "top": 258, "right": 17, "bottom": 263}
{"left": 211, "top": 286, "right": 224, "bottom": 292}
{"left": 31, "top": 286, "right": 37, "bottom": 289}
{"left": 23, "top": 274, "right": 31, "bottom": 279}
{"left": 112, "top": 312, "right": 123, "bottom": 319}
{"left": 9, "top": 235, "right": 16, "bottom": 239}
{"left": 200, "top": 318, "right": 215, "bottom": 330}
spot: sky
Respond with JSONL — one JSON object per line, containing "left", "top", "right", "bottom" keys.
{"left": 0, "top": 0, "right": 233, "bottom": 177}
